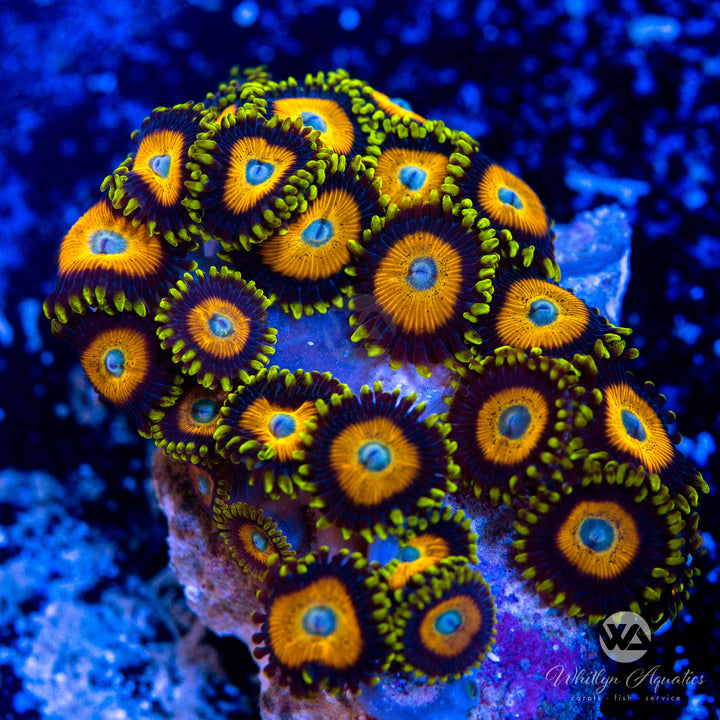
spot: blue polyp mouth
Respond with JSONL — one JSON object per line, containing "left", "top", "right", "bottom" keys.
{"left": 579, "top": 517, "right": 615, "bottom": 553}
{"left": 497, "top": 185, "right": 524, "bottom": 209}
{"left": 251, "top": 530, "right": 269, "bottom": 553}
{"left": 358, "top": 441, "right": 392, "bottom": 472}
{"left": 191, "top": 397, "right": 218, "bottom": 424}
{"left": 149, "top": 153, "right": 172, "bottom": 179}
{"left": 398, "top": 165, "right": 427, "bottom": 192}
{"left": 497, "top": 404, "right": 531, "bottom": 440}
{"left": 302, "top": 605, "right": 337, "bottom": 636}
{"left": 389, "top": 96, "right": 412, "bottom": 111}
{"left": 207, "top": 312, "right": 234, "bottom": 338}
{"left": 406, "top": 256, "right": 438, "bottom": 291}
{"left": 196, "top": 474, "right": 211, "bottom": 496}
{"left": 301, "top": 218, "right": 334, "bottom": 247}
{"left": 621, "top": 408, "right": 647, "bottom": 442}
{"left": 434, "top": 608, "right": 463, "bottom": 635}
{"left": 299, "top": 111, "right": 328, "bottom": 134}
{"left": 245, "top": 158, "right": 275, "bottom": 185}
{"left": 104, "top": 348, "right": 126, "bottom": 377}
{"left": 399, "top": 545, "right": 421, "bottom": 563}
{"left": 269, "top": 412, "right": 297, "bottom": 439}
{"left": 528, "top": 298, "right": 559, "bottom": 327}
{"left": 89, "top": 230, "right": 128, "bottom": 255}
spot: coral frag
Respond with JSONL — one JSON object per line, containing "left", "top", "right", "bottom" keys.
{"left": 45, "top": 67, "right": 707, "bottom": 711}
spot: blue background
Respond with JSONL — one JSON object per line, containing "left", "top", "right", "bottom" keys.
{"left": 1, "top": 1, "right": 718, "bottom": 718}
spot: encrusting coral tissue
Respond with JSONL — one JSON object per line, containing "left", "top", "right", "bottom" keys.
{"left": 44, "top": 66, "right": 707, "bottom": 719}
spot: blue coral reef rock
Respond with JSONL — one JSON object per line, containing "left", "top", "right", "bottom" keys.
{"left": 554, "top": 205, "right": 632, "bottom": 326}
{"left": 2, "top": 1, "right": 719, "bottom": 720}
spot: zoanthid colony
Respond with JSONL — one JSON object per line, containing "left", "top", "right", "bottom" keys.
{"left": 45, "top": 67, "right": 706, "bottom": 699}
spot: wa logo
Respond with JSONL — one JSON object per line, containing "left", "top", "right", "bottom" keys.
{"left": 599, "top": 611, "right": 652, "bottom": 662}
